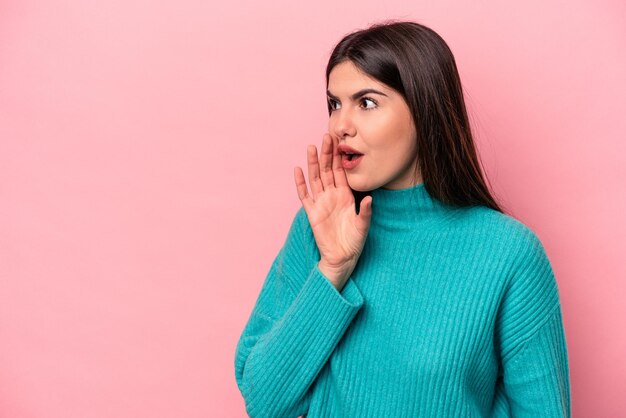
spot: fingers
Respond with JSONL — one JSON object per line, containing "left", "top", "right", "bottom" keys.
{"left": 319, "top": 134, "right": 335, "bottom": 189}
{"left": 331, "top": 134, "right": 349, "bottom": 188}
{"left": 294, "top": 166, "right": 314, "bottom": 214}
{"left": 297, "top": 133, "right": 344, "bottom": 211}
{"left": 307, "top": 144, "right": 324, "bottom": 201}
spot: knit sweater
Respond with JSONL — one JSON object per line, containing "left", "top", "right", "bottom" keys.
{"left": 234, "top": 182, "right": 570, "bottom": 417}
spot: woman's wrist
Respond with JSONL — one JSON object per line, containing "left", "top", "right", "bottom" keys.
{"left": 317, "top": 260, "right": 353, "bottom": 291}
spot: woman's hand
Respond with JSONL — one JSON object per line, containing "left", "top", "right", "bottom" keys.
{"left": 294, "top": 133, "right": 372, "bottom": 289}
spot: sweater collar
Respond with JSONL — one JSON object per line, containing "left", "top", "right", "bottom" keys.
{"left": 367, "top": 182, "right": 453, "bottom": 229}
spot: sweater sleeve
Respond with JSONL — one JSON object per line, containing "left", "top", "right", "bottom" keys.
{"left": 234, "top": 207, "right": 365, "bottom": 418}
{"left": 495, "top": 228, "right": 571, "bottom": 417}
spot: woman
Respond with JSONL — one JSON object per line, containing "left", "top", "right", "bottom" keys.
{"left": 234, "top": 20, "right": 570, "bottom": 417}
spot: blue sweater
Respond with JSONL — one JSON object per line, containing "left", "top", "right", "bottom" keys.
{"left": 234, "top": 182, "right": 570, "bottom": 417}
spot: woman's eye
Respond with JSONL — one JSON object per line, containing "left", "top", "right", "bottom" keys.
{"left": 361, "top": 97, "right": 377, "bottom": 110}
{"left": 328, "top": 97, "right": 377, "bottom": 112}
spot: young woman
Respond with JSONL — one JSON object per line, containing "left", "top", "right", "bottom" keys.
{"left": 234, "top": 20, "right": 570, "bottom": 417}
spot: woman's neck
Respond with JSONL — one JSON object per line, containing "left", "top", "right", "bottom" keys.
{"left": 366, "top": 182, "right": 457, "bottom": 230}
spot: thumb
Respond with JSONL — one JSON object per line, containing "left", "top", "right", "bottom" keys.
{"left": 358, "top": 196, "right": 373, "bottom": 225}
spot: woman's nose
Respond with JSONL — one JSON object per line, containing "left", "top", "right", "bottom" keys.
{"left": 332, "top": 108, "right": 357, "bottom": 139}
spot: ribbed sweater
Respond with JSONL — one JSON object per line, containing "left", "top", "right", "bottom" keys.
{"left": 234, "top": 182, "right": 570, "bottom": 417}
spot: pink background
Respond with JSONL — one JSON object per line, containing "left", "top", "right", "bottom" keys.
{"left": 1, "top": 0, "right": 625, "bottom": 416}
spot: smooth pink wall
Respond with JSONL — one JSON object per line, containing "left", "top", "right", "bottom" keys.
{"left": 1, "top": 1, "right": 624, "bottom": 417}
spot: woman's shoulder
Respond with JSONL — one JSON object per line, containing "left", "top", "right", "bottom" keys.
{"left": 454, "top": 204, "right": 549, "bottom": 263}
{"left": 462, "top": 204, "right": 541, "bottom": 239}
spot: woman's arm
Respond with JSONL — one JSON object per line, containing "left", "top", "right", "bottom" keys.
{"left": 501, "top": 304, "right": 570, "bottom": 417}
{"left": 234, "top": 207, "right": 364, "bottom": 418}
{"left": 495, "top": 228, "right": 571, "bottom": 417}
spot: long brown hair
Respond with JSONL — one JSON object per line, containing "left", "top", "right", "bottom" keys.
{"left": 326, "top": 19, "right": 506, "bottom": 214}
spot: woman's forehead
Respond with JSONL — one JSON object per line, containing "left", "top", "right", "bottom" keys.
{"left": 328, "top": 63, "right": 392, "bottom": 98}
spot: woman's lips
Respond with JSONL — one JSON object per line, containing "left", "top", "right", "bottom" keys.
{"left": 341, "top": 154, "right": 363, "bottom": 170}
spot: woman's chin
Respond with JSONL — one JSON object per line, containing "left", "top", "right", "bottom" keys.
{"left": 346, "top": 178, "right": 372, "bottom": 193}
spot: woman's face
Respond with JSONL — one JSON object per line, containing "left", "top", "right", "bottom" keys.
{"left": 327, "top": 60, "right": 421, "bottom": 191}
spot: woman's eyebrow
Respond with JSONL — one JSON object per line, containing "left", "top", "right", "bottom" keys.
{"left": 326, "top": 88, "right": 388, "bottom": 101}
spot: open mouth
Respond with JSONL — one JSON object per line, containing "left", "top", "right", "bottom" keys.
{"left": 341, "top": 153, "right": 364, "bottom": 169}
